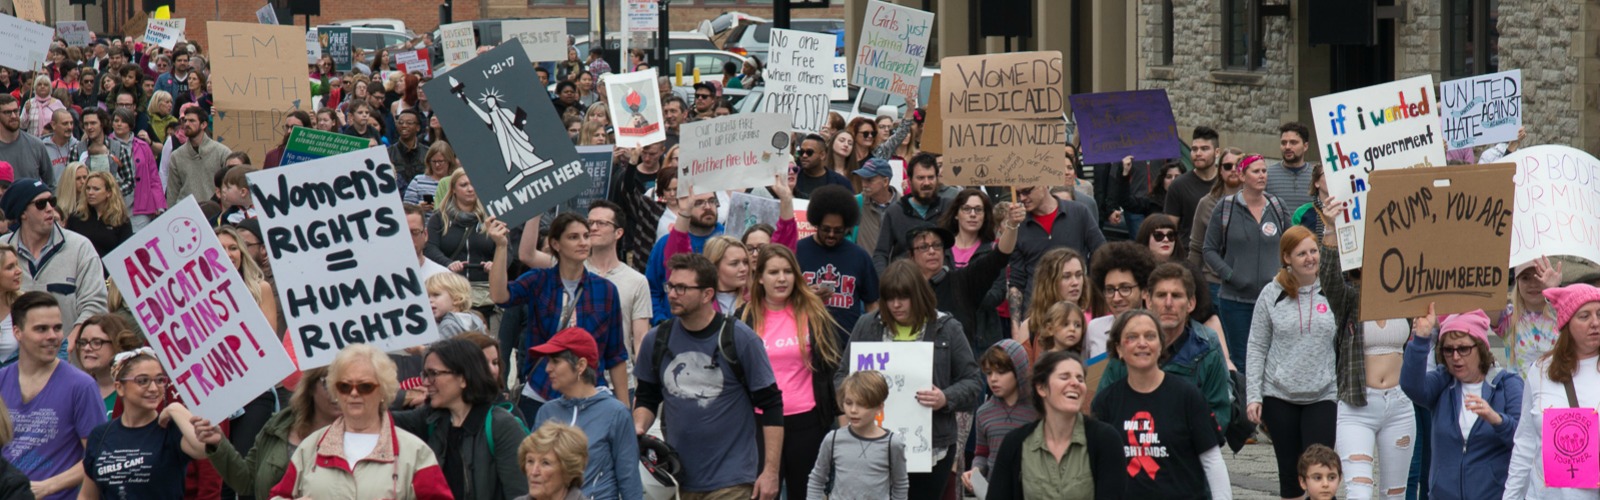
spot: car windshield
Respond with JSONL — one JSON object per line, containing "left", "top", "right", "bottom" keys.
{"left": 751, "top": 20, "right": 843, "bottom": 44}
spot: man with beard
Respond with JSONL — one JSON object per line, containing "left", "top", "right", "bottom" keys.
{"left": 41, "top": 110, "right": 77, "bottom": 183}
{"left": 796, "top": 185, "right": 878, "bottom": 340}
{"left": 165, "top": 106, "right": 232, "bottom": 205}
{"left": 873, "top": 152, "right": 953, "bottom": 272}
{"left": 1010, "top": 176, "right": 1106, "bottom": 318}
{"left": 0, "top": 95, "right": 53, "bottom": 186}
{"left": 154, "top": 48, "right": 192, "bottom": 98}
{"left": 1164, "top": 126, "right": 1221, "bottom": 249}
{"left": 645, "top": 186, "right": 724, "bottom": 323}
{"left": 1268, "top": 122, "right": 1318, "bottom": 233}
{"left": 1186, "top": 148, "right": 1245, "bottom": 312}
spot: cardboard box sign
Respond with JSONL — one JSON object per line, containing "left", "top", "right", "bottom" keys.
{"left": 1358, "top": 163, "right": 1514, "bottom": 321}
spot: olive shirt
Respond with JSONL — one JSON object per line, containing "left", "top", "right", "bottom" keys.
{"left": 1019, "top": 417, "right": 1094, "bottom": 500}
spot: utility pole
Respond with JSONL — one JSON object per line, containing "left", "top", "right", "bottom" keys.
{"left": 655, "top": 0, "right": 668, "bottom": 68}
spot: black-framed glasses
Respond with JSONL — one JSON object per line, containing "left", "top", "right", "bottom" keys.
{"left": 1441, "top": 345, "right": 1477, "bottom": 358}
{"left": 588, "top": 219, "right": 617, "bottom": 230}
{"left": 666, "top": 283, "right": 710, "bottom": 295}
{"left": 690, "top": 198, "right": 720, "bottom": 209}
{"left": 1151, "top": 230, "right": 1175, "bottom": 242}
{"left": 120, "top": 375, "right": 172, "bottom": 388}
{"left": 79, "top": 338, "right": 111, "bottom": 350}
{"left": 798, "top": 149, "right": 815, "bottom": 157}
{"left": 912, "top": 243, "right": 942, "bottom": 253}
{"left": 1103, "top": 284, "right": 1138, "bottom": 298}
{"left": 0, "top": 108, "right": 19, "bottom": 116}
{"left": 422, "top": 369, "right": 456, "bottom": 380}
{"left": 335, "top": 381, "right": 379, "bottom": 395}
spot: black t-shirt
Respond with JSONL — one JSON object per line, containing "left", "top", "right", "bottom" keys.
{"left": 1090, "top": 374, "right": 1220, "bottom": 499}
{"left": 84, "top": 418, "right": 192, "bottom": 499}
{"left": 444, "top": 424, "right": 466, "bottom": 499}
{"left": 1164, "top": 170, "right": 1216, "bottom": 247}
{"left": 793, "top": 169, "right": 853, "bottom": 199}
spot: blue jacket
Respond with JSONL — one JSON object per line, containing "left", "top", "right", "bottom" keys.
{"left": 1400, "top": 334, "right": 1523, "bottom": 500}
{"left": 644, "top": 225, "right": 723, "bottom": 324}
{"left": 533, "top": 388, "right": 643, "bottom": 500}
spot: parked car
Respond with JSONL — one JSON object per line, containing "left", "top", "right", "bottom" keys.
{"left": 721, "top": 19, "right": 846, "bottom": 62}
{"left": 573, "top": 31, "right": 719, "bottom": 55}
{"left": 327, "top": 18, "right": 413, "bottom": 36}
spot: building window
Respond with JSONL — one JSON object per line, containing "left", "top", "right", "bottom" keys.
{"left": 1159, "top": 0, "right": 1173, "bottom": 65}
{"left": 1222, "top": 0, "right": 1263, "bottom": 70}
{"left": 1444, "top": 0, "right": 1499, "bottom": 78}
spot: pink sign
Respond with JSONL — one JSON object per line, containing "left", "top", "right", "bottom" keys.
{"left": 1544, "top": 407, "right": 1600, "bottom": 488}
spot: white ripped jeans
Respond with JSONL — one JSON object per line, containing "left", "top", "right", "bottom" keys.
{"left": 1336, "top": 387, "right": 1417, "bottom": 499}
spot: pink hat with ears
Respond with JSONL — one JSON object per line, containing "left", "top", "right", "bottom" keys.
{"left": 1439, "top": 309, "right": 1491, "bottom": 346}
{"left": 1544, "top": 284, "right": 1600, "bottom": 332}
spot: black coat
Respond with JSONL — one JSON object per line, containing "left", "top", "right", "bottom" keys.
{"left": 986, "top": 418, "right": 1125, "bottom": 500}
{"left": 0, "top": 456, "right": 33, "bottom": 500}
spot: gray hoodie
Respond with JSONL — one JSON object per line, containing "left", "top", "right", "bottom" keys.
{"left": 1245, "top": 280, "right": 1339, "bottom": 406}
{"left": 833, "top": 312, "right": 984, "bottom": 453}
{"left": 1202, "top": 193, "right": 1290, "bottom": 303}
{"left": 533, "top": 388, "right": 643, "bottom": 500}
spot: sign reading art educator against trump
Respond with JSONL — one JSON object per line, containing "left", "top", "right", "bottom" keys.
{"left": 424, "top": 42, "right": 585, "bottom": 228}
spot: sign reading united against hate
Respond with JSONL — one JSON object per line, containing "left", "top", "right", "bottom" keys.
{"left": 604, "top": 69, "right": 666, "bottom": 148}
{"left": 763, "top": 28, "right": 834, "bottom": 133}
{"left": 0, "top": 14, "right": 53, "bottom": 72}
{"left": 248, "top": 148, "right": 441, "bottom": 369}
{"left": 939, "top": 51, "right": 1066, "bottom": 186}
{"left": 1504, "top": 145, "right": 1600, "bottom": 269}
{"left": 107, "top": 199, "right": 295, "bottom": 422}
{"left": 849, "top": 342, "right": 935, "bottom": 472}
{"left": 319, "top": 26, "right": 353, "bottom": 72}
{"left": 679, "top": 112, "right": 792, "bottom": 196}
{"left": 1358, "top": 164, "right": 1513, "bottom": 321}
{"left": 1069, "top": 90, "right": 1181, "bottom": 165}
{"left": 1440, "top": 69, "right": 1522, "bottom": 150}
{"left": 425, "top": 42, "right": 585, "bottom": 228}
{"left": 853, "top": 0, "right": 932, "bottom": 100}
{"left": 438, "top": 22, "right": 477, "bottom": 73}
{"left": 504, "top": 19, "right": 566, "bottom": 62}
{"left": 1312, "top": 74, "right": 1444, "bottom": 270}
{"left": 145, "top": 18, "right": 186, "bottom": 50}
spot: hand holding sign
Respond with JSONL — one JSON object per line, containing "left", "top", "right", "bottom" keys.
{"left": 1411, "top": 302, "right": 1437, "bottom": 339}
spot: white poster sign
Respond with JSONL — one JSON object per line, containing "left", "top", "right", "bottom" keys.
{"left": 0, "top": 14, "right": 51, "bottom": 72}
{"left": 255, "top": 3, "right": 279, "bottom": 25}
{"left": 305, "top": 30, "right": 320, "bottom": 65}
{"left": 438, "top": 21, "right": 477, "bottom": 74}
{"left": 1440, "top": 69, "right": 1522, "bottom": 150}
{"left": 832, "top": 54, "right": 849, "bottom": 101}
{"left": 1505, "top": 145, "right": 1600, "bottom": 268}
{"left": 394, "top": 48, "right": 432, "bottom": 77}
{"left": 762, "top": 28, "right": 833, "bottom": 133}
{"left": 627, "top": 0, "right": 658, "bottom": 33}
{"left": 247, "top": 148, "right": 441, "bottom": 369}
{"left": 852, "top": 0, "right": 933, "bottom": 100}
{"left": 504, "top": 18, "right": 566, "bottom": 62}
{"left": 145, "top": 18, "right": 187, "bottom": 50}
{"left": 678, "top": 113, "right": 792, "bottom": 196}
{"left": 56, "top": 21, "right": 91, "bottom": 47}
{"left": 1310, "top": 74, "right": 1444, "bottom": 269}
{"left": 604, "top": 69, "right": 666, "bottom": 148}
{"left": 848, "top": 342, "right": 935, "bottom": 472}
{"left": 106, "top": 199, "right": 295, "bottom": 422}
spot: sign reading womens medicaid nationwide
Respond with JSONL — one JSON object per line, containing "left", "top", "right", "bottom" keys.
{"left": 1358, "top": 164, "right": 1513, "bottom": 321}
{"left": 1440, "top": 69, "right": 1522, "bottom": 150}
{"left": 849, "top": 342, "right": 935, "bottom": 472}
{"left": 248, "top": 147, "right": 441, "bottom": 369}
{"left": 604, "top": 69, "right": 666, "bottom": 148}
{"left": 503, "top": 19, "right": 566, "bottom": 62}
{"left": 424, "top": 42, "right": 585, "bottom": 228}
{"left": 0, "top": 14, "right": 53, "bottom": 72}
{"left": 318, "top": 26, "right": 353, "bottom": 72}
{"left": 438, "top": 22, "right": 477, "bottom": 74}
{"left": 1069, "top": 90, "right": 1181, "bottom": 165}
{"left": 762, "top": 28, "right": 834, "bottom": 133}
{"left": 679, "top": 112, "right": 792, "bottom": 196}
{"left": 1311, "top": 74, "right": 1445, "bottom": 270}
{"left": 145, "top": 18, "right": 186, "bottom": 50}
{"left": 939, "top": 51, "right": 1067, "bottom": 186}
{"left": 106, "top": 199, "right": 295, "bottom": 422}
{"left": 1504, "top": 145, "right": 1600, "bottom": 269}
{"left": 55, "top": 21, "right": 90, "bottom": 47}
{"left": 853, "top": 0, "right": 932, "bottom": 100}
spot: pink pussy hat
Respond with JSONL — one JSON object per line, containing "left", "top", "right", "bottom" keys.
{"left": 1439, "top": 309, "right": 1491, "bottom": 346}
{"left": 1544, "top": 283, "right": 1600, "bottom": 332}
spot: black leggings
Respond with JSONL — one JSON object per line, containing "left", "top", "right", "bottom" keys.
{"left": 908, "top": 444, "right": 956, "bottom": 499}
{"left": 775, "top": 409, "right": 829, "bottom": 500}
{"left": 1261, "top": 397, "right": 1337, "bottom": 498}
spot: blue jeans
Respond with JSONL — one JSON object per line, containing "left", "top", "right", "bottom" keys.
{"left": 1217, "top": 298, "right": 1254, "bottom": 373}
{"left": 1208, "top": 282, "right": 1223, "bottom": 318}
{"left": 1407, "top": 403, "right": 1432, "bottom": 500}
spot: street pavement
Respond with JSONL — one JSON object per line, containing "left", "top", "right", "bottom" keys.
{"left": 1225, "top": 440, "right": 1314, "bottom": 500}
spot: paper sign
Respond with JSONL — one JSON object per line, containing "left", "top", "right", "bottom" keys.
{"left": 1069, "top": 89, "right": 1182, "bottom": 165}
{"left": 395, "top": 48, "right": 432, "bottom": 77}
{"left": 848, "top": 342, "right": 935, "bottom": 472}
{"left": 604, "top": 69, "right": 666, "bottom": 148}
{"left": 832, "top": 54, "right": 849, "bottom": 101}
{"left": 1358, "top": 164, "right": 1514, "bottom": 321}
{"left": 762, "top": 28, "right": 834, "bottom": 133}
{"left": 548, "top": 145, "right": 615, "bottom": 214}
{"left": 853, "top": 0, "right": 933, "bottom": 100}
{"left": 255, "top": 3, "right": 278, "bottom": 25}
{"left": 247, "top": 147, "right": 441, "bottom": 369}
{"left": 438, "top": 22, "right": 476, "bottom": 74}
{"left": 1312, "top": 74, "right": 1446, "bottom": 270}
{"left": 626, "top": 0, "right": 657, "bottom": 33}
{"left": 56, "top": 21, "right": 91, "bottom": 47}
{"left": 12, "top": 0, "right": 43, "bottom": 23}
{"left": 213, "top": 109, "right": 291, "bottom": 164}
{"left": 1440, "top": 69, "right": 1521, "bottom": 150}
{"left": 1543, "top": 407, "right": 1600, "bottom": 488}
{"left": 726, "top": 192, "right": 778, "bottom": 238}
{"left": 1504, "top": 145, "right": 1600, "bottom": 269}
{"left": 145, "top": 18, "right": 187, "bottom": 50}
{"left": 678, "top": 113, "right": 792, "bottom": 196}
{"left": 318, "top": 26, "right": 352, "bottom": 72}
{"left": 504, "top": 19, "right": 566, "bottom": 62}
{"left": 305, "top": 30, "right": 320, "bottom": 65}
{"left": 0, "top": 14, "right": 53, "bottom": 72}
{"left": 423, "top": 42, "right": 585, "bottom": 228}
{"left": 209, "top": 22, "right": 308, "bottom": 112}
{"left": 106, "top": 199, "right": 295, "bottom": 422}
{"left": 939, "top": 51, "right": 1066, "bottom": 186}
{"left": 281, "top": 126, "right": 370, "bottom": 166}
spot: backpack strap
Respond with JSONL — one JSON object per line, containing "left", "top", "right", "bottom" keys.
{"left": 1217, "top": 195, "right": 1236, "bottom": 257}
{"left": 718, "top": 317, "right": 748, "bottom": 392}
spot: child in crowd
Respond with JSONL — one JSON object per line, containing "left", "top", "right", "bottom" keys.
{"left": 427, "top": 273, "right": 485, "bottom": 338}
{"left": 1032, "top": 301, "right": 1087, "bottom": 358}
{"left": 963, "top": 339, "right": 1038, "bottom": 491}
{"left": 1299, "top": 444, "right": 1342, "bottom": 500}
{"left": 215, "top": 165, "right": 257, "bottom": 226}
{"left": 807, "top": 370, "right": 908, "bottom": 500}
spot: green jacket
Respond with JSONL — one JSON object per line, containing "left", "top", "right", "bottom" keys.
{"left": 208, "top": 407, "right": 297, "bottom": 500}
{"left": 1097, "top": 320, "right": 1233, "bottom": 431}
{"left": 393, "top": 404, "right": 530, "bottom": 499}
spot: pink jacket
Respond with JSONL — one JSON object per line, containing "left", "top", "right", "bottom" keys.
{"left": 127, "top": 136, "right": 166, "bottom": 215}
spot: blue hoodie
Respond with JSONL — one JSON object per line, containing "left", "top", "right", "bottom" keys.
{"left": 533, "top": 388, "right": 643, "bottom": 500}
{"left": 1401, "top": 333, "right": 1522, "bottom": 500}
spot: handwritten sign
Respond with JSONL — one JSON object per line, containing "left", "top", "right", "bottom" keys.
{"left": 1312, "top": 75, "right": 1445, "bottom": 270}
{"left": 281, "top": 126, "right": 370, "bottom": 166}
{"left": 832, "top": 54, "right": 849, "bottom": 101}
{"left": 1358, "top": 164, "right": 1513, "bottom": 320}
{"left": 1440, "top": 69, "right": 1522, "bottom": 150}
{"left": 213, "top": 109, "right": 291, "bottom": 164}
{"left": 762, "top": 28, "right": 834, "bottom": 134}
{"left": 255, "top": 3, "right": 278, "bottom": 25}
{"left": 603, "top": 69, "right": 666, "bottom": 148}
{"left": 1543, "top": 407, "right": 1600, "bottom": 488}
{"left": 305, "top": 30, "right": 320, "bottom": 65}
{"left": 848, "top": 342, "right": 935, "bottom": 472}
{"left": 0, "top": 14, "right": 53, "bottom": 72}
{"left": 438, "top": 22, "right": 476, "bottom": 74}
{"left": 939, "top": 51, "right": 1066, "bottom": 186}
{"left": 145, "top": 18, "right": 187, "bottom": 50}
{"left": 248, "top": 147, "right": 441, "bottom": 369}
{"left": 678, "top": 113, "right": 792, "bottom": 196}
{"left": 318, "top": 26, "right": 352, "bottom": 72}
{"left": 55, "top": 21, "right": 90, "bottom": 47}
{"left": 1068, "top": 89, "right": 1181, "bottom": 165}
{"left": 853, "top": 0, "right": 933, "bottom": 100}
{"left": 1504, "top": 145, "right": 1600, "bottom": 269}
{"left": 394, "top": 48, "right": 432, "bottom": 77}
{"left": 106, "top": 199, "right": 295, "bottom": 422}
{"left": 209, "top": 22, "right": 307, "bottom": 112}
{"left": 504, "top": 18, "right": 566, "bottom": 62}
{"left": 12, "top": 0, "right": 43, "bottom": 23}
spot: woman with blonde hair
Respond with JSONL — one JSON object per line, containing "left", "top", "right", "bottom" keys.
{"left": 578, "top": 121, "right": 610, "bottom": 145}
{"left": 215, "top": 226, "right": 277, "bottom": 331}
{"left": 518, "top": 422, "right": 590, "bottom": 500}
{"left": 66, "top": 171, "right": 133, "bottom": 257}
{"left": 404, "top": 141, "right": 458, "bottom": 207}
{"left": 1016, "top": 247, "right": 1093, "bottom": 352}
{"left": 0, "top": 245, "right": 22, "bottom": 363}
{"left": 426, "top": 169, "right": 498, "bottom": 320}
{"left": 55, "top": 162, "right": 89, "bottom": 219}
{"left": 144, "top": 90, "right": 178, "bottom": 144}
{"left": 198, "top": 367, "right": 342, "bottom": 500}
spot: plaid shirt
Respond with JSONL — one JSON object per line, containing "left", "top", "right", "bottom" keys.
{"left": 503, "top": 267, "right": 627, "bottom": 401}
{"left": 1320, "top": 244, "right": 1369, "bottom": 407}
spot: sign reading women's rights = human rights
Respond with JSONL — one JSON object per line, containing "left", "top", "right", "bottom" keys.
{"left": 248, "top": 147, "right": 441, "bottom": 369}
{"left": 106, "top": 199, "right": 295, "bottom": 422}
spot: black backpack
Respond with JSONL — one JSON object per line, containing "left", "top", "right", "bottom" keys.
{"left": 650, "top": 317, "right": 748, "bottom": 391}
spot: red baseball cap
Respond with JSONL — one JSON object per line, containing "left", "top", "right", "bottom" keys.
{"left": 529, "top": 327, "right": 599, "bottom": 369}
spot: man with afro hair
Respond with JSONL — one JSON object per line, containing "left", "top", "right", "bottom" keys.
{"left": 797, "top": 185, "right": 879, "bottom": 341}
{"left": 1083, "top": 241, "right": 1157, "bottom": 357}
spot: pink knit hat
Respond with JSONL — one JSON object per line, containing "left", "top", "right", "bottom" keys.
{"left": 1544, "top": 284, "right": 1600, "bottom": 332}
{"left": 1439, "top": 309, "right": 1491, "bottom": 346}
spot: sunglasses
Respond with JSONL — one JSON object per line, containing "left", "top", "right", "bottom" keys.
{"left": 335, "top": 381, "right": 379, "bottom": 395}
{"left": 1441, "top": 345, "right": 1477, "bottom": 358}
{"left": 858, "top": 131, "right": 876, "bottom": 138}
{"left": 31, "top": 198, "right": 55, "bottom": 211}
{"left": 1151, "top": 230, "right": 1175, "bottom": 242}
{"left": 799, "top": 149, "right": 816, "bottom": 157}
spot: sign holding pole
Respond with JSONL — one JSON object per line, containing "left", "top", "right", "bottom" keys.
{"left": 847, "top": 342, "right": 935, "bottom": 472}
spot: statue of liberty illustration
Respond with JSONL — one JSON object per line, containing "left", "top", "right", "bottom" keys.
{"left": 449, "top": 76, "right": 554, "bottom": 189}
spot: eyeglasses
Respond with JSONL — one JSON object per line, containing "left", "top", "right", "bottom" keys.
{"left": 1441, "top": 345, "right": 1477, "bottom": 358}
{"left": 695, "top": 93, "right": 713, "bottom": 99}
{"left": 798, "top": 149, "right": 816, "bottom": 157}
{"left": 335, "top": 381, "right": 379, "bottom": 395}
{"left": 120, "top": 375, "right": 172, "bottom": 388}
{"left": 0, "top": 108, "right": 18, "bottom": 116}
{"left": 79, "top": 338, "right": 111, "bottom": 350}
{"left": 588, "top": 219, "right": 617, "bottom": 230}
{"left": 816, "top": 225, "right": 848, "bottom": 236}
{"left": 690, "top": 198, "right": 720, "bottom": 209}
{"left": 1103, "top": 284, "right": 1138, "bottom": 298}
{"left": 1151, "top": 230, "right": 1175, "bottom": 242}
{"left": 666, "top": 283, "right": 710, "bottom": 295}
{"left": 913, "top": 243, "right": 943, "bottom": 253}
{"left": 31, "top": 198, "right": 55, "bottom": 211}
{"left": 958, "top": 205, "right": 985, "bottom": 215}
{"left": 422, "top": 369, "right": 456, "bottom": 380}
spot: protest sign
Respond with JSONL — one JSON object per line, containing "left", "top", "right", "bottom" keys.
{"left": 255, "top": 3, "right": 278, "bottom": 24}
{"left": 106, "top": 199, "right": 295, "bottom": 422}
{"left": 604, "top": 69, "right": 666, "bottom": 148}
{"left": 305, "top": 30, "right": 319, "bottom": 65}
{"left": 1504, "top": 145, "right": 1600, "bottom": 268}
{"left": 1312, "top": 74, "right": 1444, "bottom": 270}
{"left": 1068, "top": 89, "right": 1181, "bottom": 165}
{"left": 1358, "top": 163, "right": 1514, "bottom": 321}
{"left": 56, "top": 21, "right": 90, "bottom": 47}
{"left": 939, "top": 51, "right": 1066, "bottom": 186}
{"left": 281, "top": 126, "right": 370, "bottom": 166}
{"left": 1543, "top": 407, "right": 1600, "bottom": 488}
{"left": 848, "top": 342, "right": 935, "bottom": 472}
{"left": 145, "top": 19, "right": 186, "bottom": 50}
{"left": 853, "top": 0, "right": 933, "bottom": 100}
{"left": 318, "top": 26, "right": 352, "bottom": 72}
{"left": 438, "top": 22, "right": 476, "bottom": 74}
{"left": 726, "top": 192, "right": 778, "bottom": 237}
{"left": 247, "top": 147, "right": 441, "bottom": 369}
{"left": 0, "top": 14, "right": 53, "bottom": 72}
{"left": 12, "top": 0, "right": 43, "bottom": 23}
{"left": 626, "top": 0, "right": 657, "bottom": 33}
{"left": 921, "top": 74, "right": 943, "bottom": 153}
{"left": 678, "top": 113, "right": 792, "bottom": 196}
{"left": 209, "top": 22, "right": 308, "bottom": 112}
{"left": 394, "top": 48, "right": 432, "bottom": 77}
{"left": 762, "top": 28, "right": 833, "bottom": 133}
{"left": 832, "top": 54, "right": 849, "bottom": 101}
{"left": 213, "top": 109, "right": 291, "bottom": 164}
{"left": 424, "top": 42, "right": 585, "bottom": 228}
{"left": 503, "top": 18, "right": 566, "bottom": 62}
{"left": 1440, "top": 69, "right": 1522, "bottom": 150}
{"left": 555, "top": 145, "right": 615, "bottom": 213}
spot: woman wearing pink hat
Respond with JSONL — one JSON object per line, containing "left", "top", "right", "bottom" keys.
{"left": 1505, "top": 283, "right": 1600, "bottom": 499}
{"left": 1402, "top": 305, "right": 1523, "bottom": 500}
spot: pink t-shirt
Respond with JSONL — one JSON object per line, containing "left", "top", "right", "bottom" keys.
{"left": 758, "top": 306, "right": 816, "bottom": 415}
{"left": 952, "top": 242, "right": 979, "bottom": 269}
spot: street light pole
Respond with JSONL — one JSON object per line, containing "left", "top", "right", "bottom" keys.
{"left": 655, "top": 0, "right": 668, "bottom": 68}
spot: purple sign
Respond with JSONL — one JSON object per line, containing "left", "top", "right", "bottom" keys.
{"left": 1069, "top": 89, "right": 1182, "bottom": 165}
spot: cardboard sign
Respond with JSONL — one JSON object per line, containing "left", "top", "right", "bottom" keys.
{"left": 55, "top": 21, "right": 91, "bottom": 47}
{"left": 847, "top": 342, "right": 935, "bottom": 472}
{"left": 678, "top": 113, "right": 792, "bottom": 196}
{"left": 213, "top": 109, "right": 291, "bottom": 165}
{"left": 503, "top": 18, "right": 566, "bottom": 62}
{"left": 852, "top": 0, "right": 933, "bottom": 100}
{"left": 939, "top": 51, "right": 1066, "bottom": 186}
{"left": 1504, "top": 145, "right": 1600, "bottom": 269}
{"left": 831, "top": 54, "right": 849, "bottom": 101}
{"left": 281, "top": 126, "right": 370, "bottom": 166}
{"left": 0, "top": 14, "right": 53, "bottom": 72}
{"left": 423, "top": 42, "right": 585, "bottom": 228}
{"left": 1440, "top": 69, "right": 1521, "bottom": 150}
{"left": 106, "top": 199, "right": 295, "bottom": 422}
{"left": 318, "top": 26, "right": 352, "bottom": 72}
{"left": 305, "top": 30, "right": 320, "bottom": 65}
{"left": 145, "top": 18, "right": 186, "bottom": 50}
{"left": 921, "top": 74, "right": 943, "bottom": 154}
{"left": 394, "top": 48, "right": 432, "bottom": 77}
{"left": 255, "top": 3, "right": 278, "bottom": 25}
{"left": 1358, "top": 163, "right": 1514, "bottom": 321}
{"left": 762, "top": 28, "right": 834, "bottom": 133}
{"left": 1069, "top": 89, "right": 1182, "bottom": 165}
{"left": 247, "top": 147, "right": 441, "bottom": 369}
{"left": 603, "top": 69, "right": 666, "bottom": 148}
{"left": 438, "top": 22, "right": 476, "bottom": 74}
{"left": 1543, "top": 407, "right": 1600, "bottom": 488}
{"left": 1312, "top": 75, "right": 1446, "bottom": 270}
{"left": 209, "top": 22, "right": 308, "bottom": 112}
{"left": 12, "top": 0, "right": 43, "bottom": 23}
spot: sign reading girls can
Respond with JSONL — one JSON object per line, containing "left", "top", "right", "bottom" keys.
{"left": 1543, "top": 407, "right": 1600, "bottom": 488}
{"left": 603, "top": 69, "right": 666, "bottom": 148}
{"left": 105, "top": 199, "right": 295, "bottom": 422}
{"left": 847, "top": 342, "right": 934, "bottom": 472}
